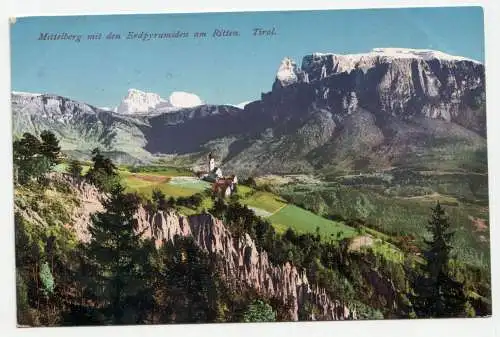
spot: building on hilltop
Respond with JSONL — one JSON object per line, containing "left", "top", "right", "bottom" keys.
{"left": 199, "top": 152, "right": 237, "bottom": 197}
{"left": 213, "top": 178, "right": 236, "bottom": 198}
{"left": 208, "top": 152, "right": 215, "bottom": 172}
{"left": 200, "top": 152, "right": 224, "bottom": 182}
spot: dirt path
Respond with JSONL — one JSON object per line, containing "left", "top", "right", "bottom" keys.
{"left": 132, "top": 173, "right": 170, "bottom": 183}
{"left": 348, "top": 235, "right": 375, "bottom": 251}
{"left": 270, "top": 204, "right": 287, "bottom": 216}
{"left": 399, "top": 192, "right": 442, "bottom": 200}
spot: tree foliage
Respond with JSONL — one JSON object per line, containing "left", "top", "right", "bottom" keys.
{"left": 412, "top": 202, "right": 467, "bottom": 318}
{"left": 85, "top": 184, "right": 150, "bottom": 324}
{"left": 39, "top": 261, "right": 55, "bottom": 297}
{"left": 85, "top": 148, "right": 120, "bottom": 192}
{"left": 68, "top": 160, "right": 83, "bottom": 178}
{"left": 40, "top": 130, "right": 61, "bottom": 165}
{"left": 154, "top": 236, "right": 221, "bottom": 323}
{"left": 242, "top": 300, "right": 276, "bottom": 322}
{"left": 13, "top": 131, "right": 60, "bottom": 184}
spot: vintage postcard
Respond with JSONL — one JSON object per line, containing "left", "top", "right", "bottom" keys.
{"left": 10, "top": 6, "right": 490, "bottom": 326}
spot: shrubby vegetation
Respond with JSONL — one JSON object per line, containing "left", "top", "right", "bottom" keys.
{"left": 242, "top": 300, "right": 276, "bottom": 322}
{"left": 13, "top": 131, "right": 61, "bottom": 185}
{"left": 278, "top": 182, "right": 490, "bottom": 269}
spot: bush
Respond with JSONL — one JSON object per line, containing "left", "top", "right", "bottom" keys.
{"left": 241, "top": 177, "right": 257, "bottom": 188}
{"left": 242, "top": 300, "right": 276, "bottom": 323}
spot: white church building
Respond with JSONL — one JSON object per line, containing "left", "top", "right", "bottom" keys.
{"left": 200, "top": 152, "right": 238, "bottom": 197}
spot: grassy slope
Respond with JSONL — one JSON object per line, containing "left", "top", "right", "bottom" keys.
{"left": 110, "top": 166, "right": 360, "bottom": 243}
{"left": 237, "top": 185, "right": 287, "bottom": 213}
{"left": 269, "top": 204, "right": 357, "bottom": 240}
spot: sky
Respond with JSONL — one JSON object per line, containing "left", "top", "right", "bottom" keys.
{"left": 10, "top": 6, "right": 485, "bottom": 108}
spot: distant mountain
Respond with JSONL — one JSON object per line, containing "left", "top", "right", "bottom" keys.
{"left": 222, "top": 47, "right": 486, "bottom": 174}
{"left": 11, "top": 92, "right": 152, "bottom": 164}
{"left": 115, "top": 88, "right": 203, "bottom": 115}
{"left": 116, "top": 88, "right": 167, "bottom": 114}
{"left": 11, "top": 48, "right": 487, "bottom": 175}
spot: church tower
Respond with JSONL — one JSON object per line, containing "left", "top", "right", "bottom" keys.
{"left": 208, "top": 152, "right": 215, "bottom": 172}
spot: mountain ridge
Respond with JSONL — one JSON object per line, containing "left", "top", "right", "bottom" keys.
{"left": 11, "top": 47, "right": 487, "bottom": 174}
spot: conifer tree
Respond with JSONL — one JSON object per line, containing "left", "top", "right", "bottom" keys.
{"left": 85, "top": 148, "right": 120, "bottom": 192}
{"left": 39, "top": 261, "right": 55, "bottom": 297}
{"left": 40, "top": 130, "right": 61, "bottom": 165}
{"left": 85, "top": 184, "right": 151, "bottom": 324}
{"left": 152, "top": 189, "right": 167, "bottom": 210}
{"left": 68, "top": 159, "right": 83, "bottom": 178}
{"left": 13, "top": 133, "right": 46, "bottom": 184}
{"left": 412, "top": 202, "right": 467, "bottom": 318}
{"left": 156, "top": 236, "right": 220, "bottom": 323}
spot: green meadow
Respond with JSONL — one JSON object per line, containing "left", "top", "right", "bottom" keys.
{"left": 269, "top": 204, "right": 357, "bottom": 240}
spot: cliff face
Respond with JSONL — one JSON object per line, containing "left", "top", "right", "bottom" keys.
{"left": 269, "top": 49, "right": 486, "bottom": 135}
{"left": 220, "top": 49, "right": 486, "bottom": 174}
{"left": 135, "top": 209, "right": 354, "bottom": 321}
{"left": 63, "top": 175, "right": 353, "bottom": 321}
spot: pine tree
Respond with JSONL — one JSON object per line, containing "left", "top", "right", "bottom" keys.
{"left": 85, "top": 184, "right": 151, "bottom": 324}
{"left": 156, "top": 236, "right": 220, "bottom": 323}
{"left": 413, "top": 202, "right": 467, "bottom": 318}
{"left": 68, "top": 160, "right": 83, "bottom": 178}
{"left": 40, "top": 130, "right": 61, "bottom": 165}
{"left": 13, "top": 133, "right": 45, "bottom": 184}
{"left": 85, "top": 148, "right": 120, "bottom": 192}
{"left": 152, "top": 189, "right": 167, "bottom": 210}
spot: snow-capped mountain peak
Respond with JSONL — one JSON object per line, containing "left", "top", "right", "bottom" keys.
{"left": 276, "top": 57, "right": 299, "bottom": 86}
{"left": 274, "top": 57, "right": 309, "bottom": 89}
{"left": 370, "top": 48, "right": 480, "bottom": 63}
{"left": 12, "top": 91, "right": 42, "bottom": 96}
{"left": 116, "top": 88, "right": 168, "bottom": 115}
{"left": 293, "top": 47, "right": 484, "bottom": 85}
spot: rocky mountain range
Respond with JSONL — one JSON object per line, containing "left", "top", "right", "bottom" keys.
{"left": 11, "top": 48, "right": 487, "bottom": 174}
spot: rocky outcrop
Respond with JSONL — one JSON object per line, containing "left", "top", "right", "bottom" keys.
{"left": 134, "top": 210, "right": 355, "bottom": 321}
{"left": 269, "top": 48, "right": 486, "bottom": 136}
{"left": 50, "top": 173, "right": 105, "bottom": 243}
{"left": 60, "top": 175, "right": 354, "bottom": 321}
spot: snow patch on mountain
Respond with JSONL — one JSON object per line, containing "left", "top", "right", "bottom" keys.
{"left": 274, "top": 57, "right": 309, "bottom": 89}
{"left": 234, "top": 101, "right": 252, "bottom": 109}
{"left": 370, "top": 48, "right": 481, "bottom": 63}
{"left": 12, "top": 91, "right": 42, "bottom": 96}
{"left": 310, "top": 48, "right": 481, "bottom": 64}
{"left": 302, "top": 48, "right": 482, "bottom": 78}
